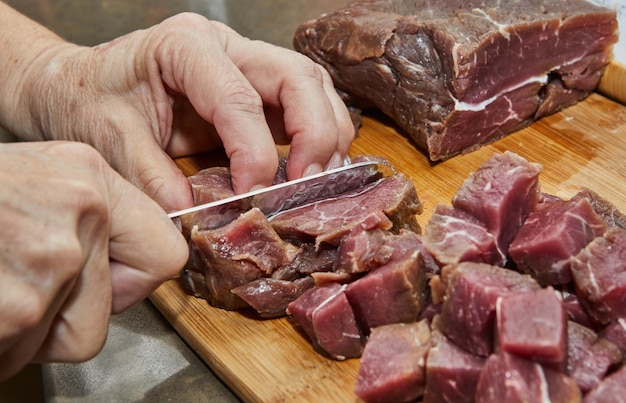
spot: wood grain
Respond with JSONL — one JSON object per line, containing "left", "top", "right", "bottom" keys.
{"left": 150, "top": 91, "right": 626, "bottom": 402}
{"left": 598, "top": 61, "right": 626, "bottom": 105}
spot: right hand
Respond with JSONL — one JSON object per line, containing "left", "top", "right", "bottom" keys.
{"left": 0, "top": 141, "right": 188, "bottom": 381}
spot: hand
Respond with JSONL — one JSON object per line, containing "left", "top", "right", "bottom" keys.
{"left": 2, "top": 11, "right": 355, "bottom": 212}
{"left": 0, "top": 141, "right": 188, "bottom": 381}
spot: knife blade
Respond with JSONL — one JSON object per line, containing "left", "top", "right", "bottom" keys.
{"left": 168, "top": 160, "right": 385, "bottom": 222}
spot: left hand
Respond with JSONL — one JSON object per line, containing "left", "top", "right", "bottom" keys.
{"left": 2, "top": 12, "right": 355, "bottom": 212}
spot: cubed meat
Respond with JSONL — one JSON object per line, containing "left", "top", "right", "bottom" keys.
{"left": 355, "top": 320, "right": 431, "bottom": 403}
{"left": 571, "top": 227, "right": 626, "bottom": 324}
{"left": 509, "top": 198, "right": 607, "bottom": 286}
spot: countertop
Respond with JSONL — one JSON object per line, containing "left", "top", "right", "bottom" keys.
{"left": 0, "top": 1, "right": 351, "bottom": 402}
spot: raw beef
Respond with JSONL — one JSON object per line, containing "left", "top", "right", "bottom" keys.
{"left": 293, "top": 0, "right": 618, "bottom": 160}
{"left": 571, "top": 227, "right": 626, "bottom": 324}
{"left": 451, "top": 151, "right": 542, "bottom": 261}
{"left": 421, "top": 204, "right": 504, "bottom": 267}
{"left": 344, "top": 230, "right": 429, "bottom": 330}
{"left": 230, "top": 276, "right": 315, "bottom": 318}
{"left": 354, "top": 320, "right": 431, "bottom": 403}
{"left": 496, "top": 286, "right": 567, "bottom": 370}
{"left": 598, "top": 318, "right": 626, "bottom": 358}
{"left": 583, "top": 365, "right": 626, "bottom": 403}
{"left": 269, "top": 172, "right": 422, "bottom": 245}
{"left": 439, "top": 262, "right": 540, "bottom": 356}
{"left": 572, "top": 187, "right": 626, "bottom": 230}
{"left": 286, "top": 283, "right": 364, "bottom": 360}
{"left": 424, "top": 326, "right": 486, "bottom": 403}
{"left": 186, "top": 208, "right": 299, "bottom": 309}
{"left": 475, "top": 353, "right": 581, "bottom": 403}
{"left": 567, "top": 321, "right": 623, "bottom": 392}
{"left": 508, "top": 198, "right": 607, "bottom": 286}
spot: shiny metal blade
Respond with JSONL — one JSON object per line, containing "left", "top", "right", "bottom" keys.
{"left": 168, "top": 160, "right": 383, "bottom": 220}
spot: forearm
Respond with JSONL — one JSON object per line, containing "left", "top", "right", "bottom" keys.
{"left": 0, "top": 2, "right": 70, "bottom": 139}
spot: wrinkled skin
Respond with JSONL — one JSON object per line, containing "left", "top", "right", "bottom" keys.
{"left": 0, "top": 2, "right": 354, "bottom": 380}
{"left": 0, "top": 141, "right": 188, "bottom": 380}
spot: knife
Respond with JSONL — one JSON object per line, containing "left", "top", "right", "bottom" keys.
{"left": 168, "top": 160, "right": 386, "bottom": 224}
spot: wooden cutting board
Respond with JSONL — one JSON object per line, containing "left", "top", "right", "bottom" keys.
{"left": 150, "top": 86, "right": 626, "bottom": 402}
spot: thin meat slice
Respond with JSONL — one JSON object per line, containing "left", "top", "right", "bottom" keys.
{"left": 452, "top": 151, "right": 542, "bottom": 261}
{"left": 230, "top": 276, "right": 315, "bottom": 319}
{"left": 269, "top": 173, "right": 422, "bottom": 245}
{"left": 354, "top": 320, "right": 431, "bottom": 403}
{"left": 508, "top": 198, "right": 607, "bottom": 286}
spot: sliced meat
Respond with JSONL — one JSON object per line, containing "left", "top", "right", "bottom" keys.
{"left": 269, "top": 173, "right": 422, "bottom": 245}
{"left": 354, "top": 320, "right": 431, "bottom": 403}
{"left": 508, "top": 198, "right": 607, "bottom": 286}
{"left": 230, "top": 276, "right": 315, "bottom": 319}
{"left": 293, "top": 0, "right": 617, "bottom": 160}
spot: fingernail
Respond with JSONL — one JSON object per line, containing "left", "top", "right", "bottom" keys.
{"left": 303, "top": 163, "right": 323, "bottom": 177}
{"left": 326, "top": 152, "right": 344, "bottom": 170}
{"left": 250, "top": 184, "right": 267, "bottom": 192}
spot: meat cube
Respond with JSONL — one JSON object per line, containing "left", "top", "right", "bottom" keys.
{"left": 287, "top": 283, "right": 363, "bottom": 360}
{"left": 583, "top": 366, "right": 626, "bottom": 403}
{"left": 424, "top": 328, "right": 486, "bottom": 403}
{"left": 422, "top": 204, "right": 504, "bottom": 267}
{"left": 496, "top": 287, "right": 567, "bottom": 370}
{"left": 508, "top": 198, "right": 607, "bottom": 286}
{"left": 475, "top": 353, "right": 581, "bottom": 403}
{"left": 269, "top": 173, "right": 422, "bottom": 245}
{"left": 333, "top": 213, "right": 395, "bottom": 274}
{"left": 188, "top": 208, "right": 300, "bottom": 310}
{"left": 354, "top": 320, "right": 431, "bottom": 403}
{"left": 345, "top": 232, "right": 429, "bottom": 330}
{"left": 294, "top": 0, "right": 617, "bottom": 161}
{"left": 567, "top": 321, "right": 623, "bottom": 392}
{"left": 571, "top": 227, "right": 626, "bottom": 324}
{"left": 439, "top": 262, "right": 540, "bottom": 356}
{"left": 452, "top": 152, "right": 542, "bottom": 261}
{"left": 598, "top": 318, "right": 626, "bottom": 358}
{"left": 572, "top": 187, "right": 626, "bottom": 230}
{"left": 561, "top": 292, "right": 597, "bottom": 329}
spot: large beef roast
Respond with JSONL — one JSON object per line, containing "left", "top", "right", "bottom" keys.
{"left": 293, "top": 0, "right": 618, "bottom": 160}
